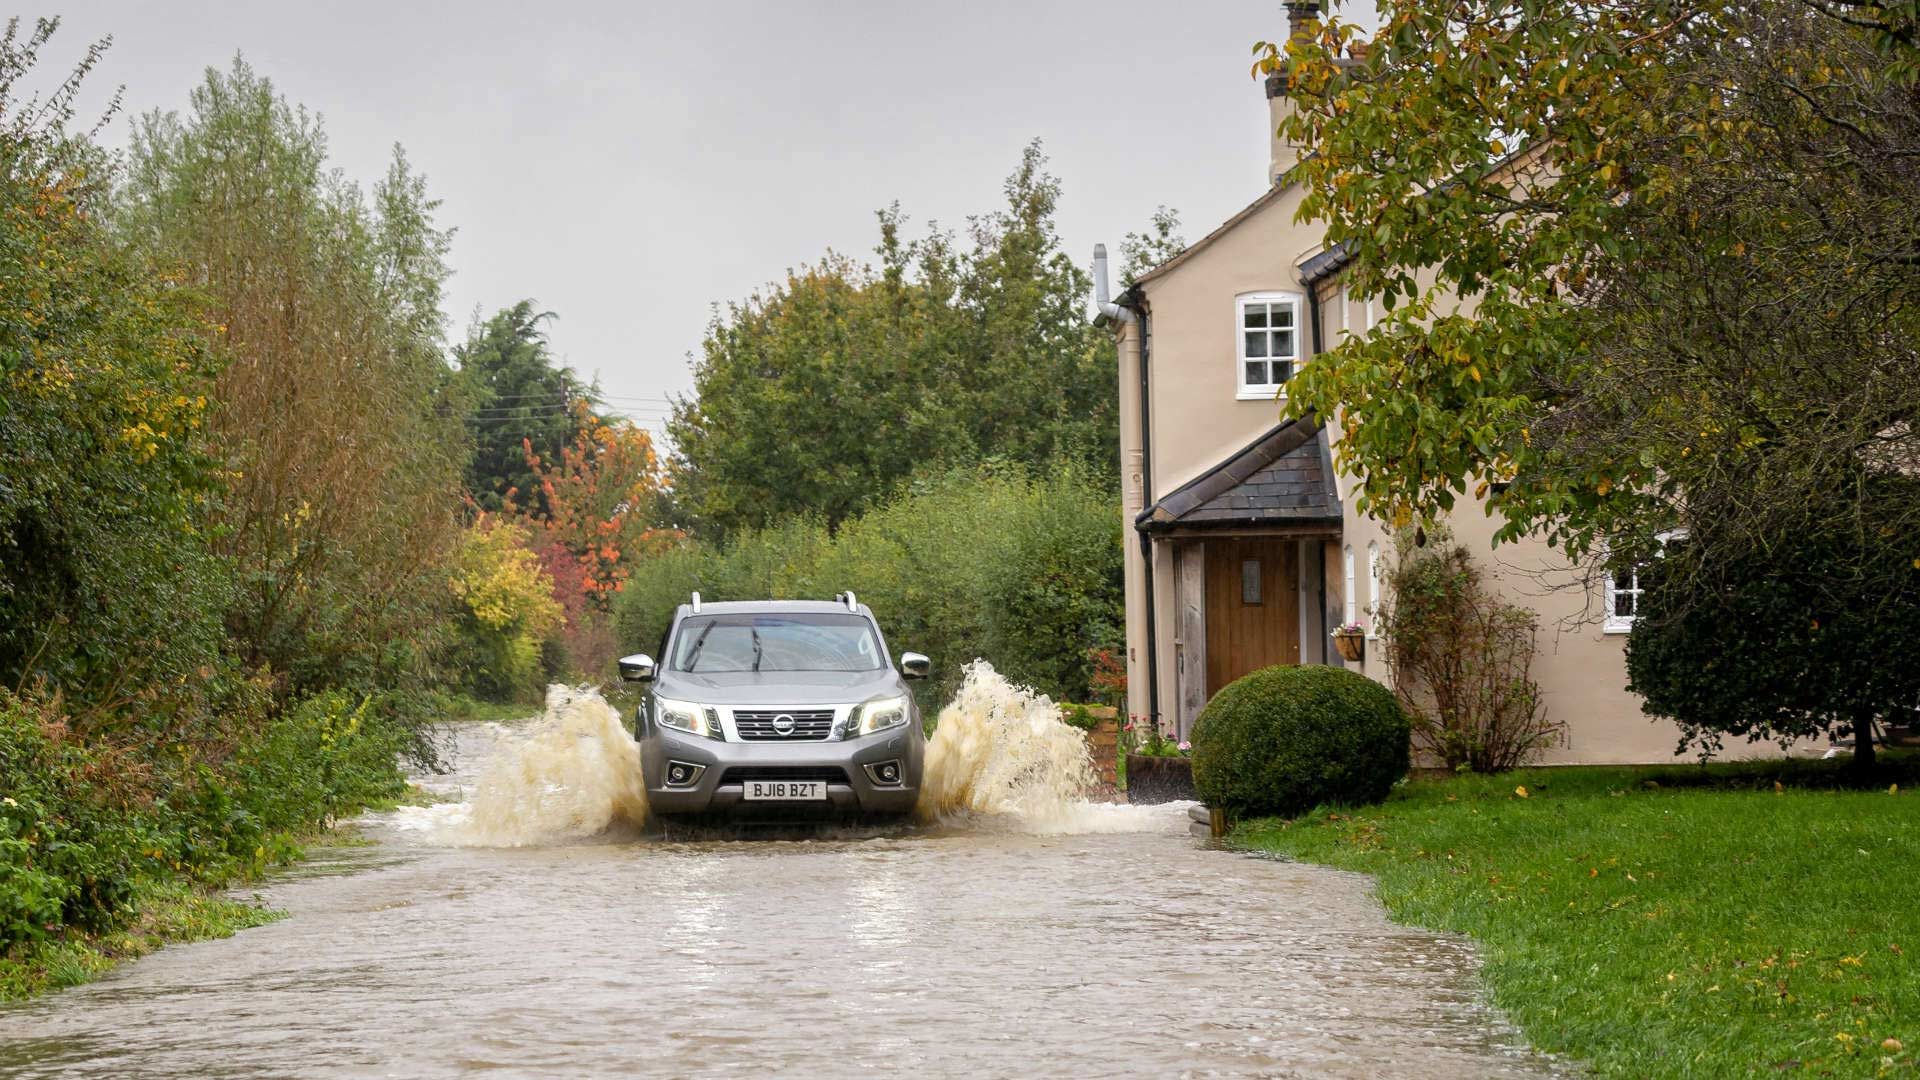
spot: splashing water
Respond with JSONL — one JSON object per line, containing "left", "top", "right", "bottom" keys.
{"left": 915, "top": 660, "right": 1105, "bottom": 831}
{"left": 449, "top": 684, "right": 649, "bottom": 847}
{"left": 384, "top": 665, "right": 1156, "bottom": 846}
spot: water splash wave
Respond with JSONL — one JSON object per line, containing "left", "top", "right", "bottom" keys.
{"left": 440, "top": 684, "right": 648, "bottom": 847}
{"left": 915, "top": 660, "right": 1103, "bottom": 831}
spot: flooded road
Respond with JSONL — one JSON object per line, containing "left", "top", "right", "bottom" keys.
{"left": 0, "top": 710, "right": 1560, "bottom": 1079}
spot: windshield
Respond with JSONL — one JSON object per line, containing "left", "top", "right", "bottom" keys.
{"left": 670, "top": 613, "right": 884, "bottom": 674}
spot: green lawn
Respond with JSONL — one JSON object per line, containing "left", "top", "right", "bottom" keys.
{"left": 1233, "top": 759, "right": 1918, "bottom": 1078}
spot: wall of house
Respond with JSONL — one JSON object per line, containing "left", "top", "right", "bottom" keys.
{"left": 1136, "top": 190, "right": 1319, "bottom": 501}
{"left": 1116, "top": 187, "right": 1341, "bottom": 736}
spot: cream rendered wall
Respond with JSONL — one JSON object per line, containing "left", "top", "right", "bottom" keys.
{"left": 1135, "top": 189, "right": 1319, "bottom": 499}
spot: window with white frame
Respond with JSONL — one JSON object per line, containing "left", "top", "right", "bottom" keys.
{"left": 1236, "top": 292, "right": 1300, "bottom": 398}
{"left": 1603, "top": 531, "right": 1682, "bottom": 634}
{"left": 1366, "top": 541, "right": 1381, "bottom": 636}
{"left": 1603, "top": 566, "right": 1643, "bottom": 634}
{"left": 1342, "top": 544, "right": 1357, "bottom": 625}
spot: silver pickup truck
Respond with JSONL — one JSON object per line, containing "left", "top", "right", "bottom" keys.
{"left": 618, "top": 593, "right": 929, "bottom": 822}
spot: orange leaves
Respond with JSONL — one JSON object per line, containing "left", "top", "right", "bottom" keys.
{"left": 506, "top": 406, "right": 672, "bottom": 616}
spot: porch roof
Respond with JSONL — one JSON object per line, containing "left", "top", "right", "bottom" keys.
{"left": 1135, "top": 419, "right": 1343, "bottom": 533}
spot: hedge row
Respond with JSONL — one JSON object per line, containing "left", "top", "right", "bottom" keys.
{"left": 615, "top": 466, "right": 1123, "bottom": 704}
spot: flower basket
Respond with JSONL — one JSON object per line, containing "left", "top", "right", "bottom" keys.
{"left": 1332, "top": 631, "right": 1366, "bottom": 663}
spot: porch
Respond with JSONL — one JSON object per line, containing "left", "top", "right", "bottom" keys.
{"left": 1135, "top": 420, "right": 1345, "bottom": 740}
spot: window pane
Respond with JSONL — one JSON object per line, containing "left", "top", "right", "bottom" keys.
{"left": 1243, "top": 306, "right": 1267, "bottom": 329}
{"left": 1272, "top": 328, "right": 1295, "bottom": 358}
{"left": 1245, "top": 360, "right": 1267, "bottom": 386}
{"left": 1270, "top": 302, "right": 1294, "bottom": 328}
{"left": 1612, "top": 570, "right": 1638, "bottom": 616}
{"left": 1244, "top": 331, "right": 1267, "bottom": 358}
{"left": 1270, "top": 359, "right": 1293, "bottom": 383}
{"left": 1242, "top": 559, "right": 1263, "bottom": 605}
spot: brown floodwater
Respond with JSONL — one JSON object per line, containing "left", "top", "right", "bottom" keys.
{"left": 0, "top": 690, "right": 1565, "bottom": 1079}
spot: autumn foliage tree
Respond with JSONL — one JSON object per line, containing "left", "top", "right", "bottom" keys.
{"left": 1260, "top": 0, "right": 1919, "bottom": 756}
{"left": 505, "top": 404, "right": 676, "bottom": 677}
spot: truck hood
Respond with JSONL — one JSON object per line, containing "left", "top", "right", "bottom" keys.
{"left": 652, "top": 669, "right": 905, "bottom": 707}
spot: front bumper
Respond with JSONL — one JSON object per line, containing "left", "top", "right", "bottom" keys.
{"left": 639, "top": 719, "right": 923, "bottom": 819}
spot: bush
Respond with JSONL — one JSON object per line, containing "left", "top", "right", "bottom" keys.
{"left": 445, "top": 518, "right": 566, "bottom": 703}
{"left": 1377, "top": 531, "right": 1561, "bottom": 772}
{"left": 615, "top": 465, "right": 1122, "bottom": 704}
{"left": 1626, "top": 509, "right": 1920, "bottom": 768}
{"left": 227, "top": 692, "right": 411, "bottom": 834}
{"left": 0, "top": 698, "right": 143, "bottom": 947}
{"left": 1190, "top": 665, "right": 1411, "bottom": 818}
{"left": 1, "top": 688, "right": 414, "bottom": 952}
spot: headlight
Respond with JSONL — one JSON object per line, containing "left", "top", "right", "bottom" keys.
{"left": 850, "top": 694, "right": 910, "bottom": 737}
{"left": 654, "top": 697, "right": 722, "bottom": 739}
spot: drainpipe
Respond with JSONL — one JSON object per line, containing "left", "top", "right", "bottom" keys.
{"left": 1304, "top": 279, "right": 1331, "bottom": 663}
{"left": 1094, "top": 245, "right": 1161, "bottom": 737}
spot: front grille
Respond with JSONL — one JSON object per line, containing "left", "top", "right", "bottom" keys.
{"left": 719, "top": 766, "right": 849, "bottom": 785}
{"left": 732, "top": 709, "right": 836, "bottom": 741}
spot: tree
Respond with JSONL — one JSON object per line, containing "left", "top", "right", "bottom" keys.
{"left": 1626, "top": 487, "right": 1920, "bottom": 768}
{"left": 453, "top": 301, "right": 595, "bottom": 514}
{"left": 0, "top": 18, "right": 230, "bottom": 719}
{"left": 1119, "top": 205, "right": 1186, "bottom": 284}
{"left": 668, "top": 141, "right": 1123, "bottom": 539}
{"left": 446, "top": 516, "right": 564, "bottom": 702}
{"left": 116, "top": 56, "right": 466, "bottom": 695}
{"left": 514, "top": 406, "right": 676, "bottom": 611}
{"left": 1258, "top": 0, "right": 1918, "bottom": 619}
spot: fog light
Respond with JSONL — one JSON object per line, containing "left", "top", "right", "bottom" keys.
{"left": 865, "top": 760, "right": 903, "bottom": 786}
{"left": 665, "top": 761, "right": 704, "bottom": 787}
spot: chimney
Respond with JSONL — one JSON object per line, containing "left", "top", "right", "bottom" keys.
{"left": 1267, "top": 1, "right": 1322, "bottom": 184}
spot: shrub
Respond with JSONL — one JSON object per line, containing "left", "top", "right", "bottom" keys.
{"left": 1626, "top": 509, "right": 1920, "bottom": 768}
{"left": 0, "top": 697, "right": 143, "bottom": 947}
{"left": 1189, "top": 665, "right": 1410, "bottom": 818}
{"left": 445, "top": 517, "right": 565, "bottom": 703}
{"left": 614, "top": 466, "right": 1122, "bottom": 704}
{"left": 227, "top": 691, "right": 411, "bottom": 835}
{"left": 1377, "top": 530, "right": 1561, "bottom": 772}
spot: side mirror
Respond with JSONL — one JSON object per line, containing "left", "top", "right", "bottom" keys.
{"left": 617, "top": 653, "right": 656, "bottom": 682}
{"left": 899, "top": 652, "right": 931, "bottom": 680}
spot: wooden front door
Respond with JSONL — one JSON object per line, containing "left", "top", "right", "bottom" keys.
{"left": 1204, "top": 538, "right": 1301, "bottom": 695}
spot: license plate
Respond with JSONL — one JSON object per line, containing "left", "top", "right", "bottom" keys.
{"left": 743, "top": 780, "right": 826, "bottom": 801}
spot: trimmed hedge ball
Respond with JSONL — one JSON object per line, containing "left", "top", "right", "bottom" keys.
{"left": 1190, "top": 664, "right": 1410, "bottom": 818}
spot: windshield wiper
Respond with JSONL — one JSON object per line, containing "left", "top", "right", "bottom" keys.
{"left": 682, "top": 622, "right": 718, "bottom": 672}
{"left": 750, "top": 626, "right": 763, "bottom": 673}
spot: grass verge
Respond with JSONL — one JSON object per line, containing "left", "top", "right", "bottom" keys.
{"left": 0, "top": 878, "right": 281, "bottom": 1001}
{"left": 1231, "top": 758, "right": 1918, "bottom": 1078}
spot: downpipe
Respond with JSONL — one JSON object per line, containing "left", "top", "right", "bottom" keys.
{"left": 1093, "top": 244, "right": 1161, "bottom": 737}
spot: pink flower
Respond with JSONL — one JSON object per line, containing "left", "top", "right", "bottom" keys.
{"left": 1177, "top": 740, "right": 1191, "bottom": 752}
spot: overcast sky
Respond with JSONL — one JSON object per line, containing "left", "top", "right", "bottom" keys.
{"left": 55, "top": 0, "right": 1376, "bottom": 440}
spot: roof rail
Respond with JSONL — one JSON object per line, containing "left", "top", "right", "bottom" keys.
{"left": 842, "top": 590, "right": 857, "bottom": 612}
{"left": 690, "top": 591, "right": 702, "bottom": 613}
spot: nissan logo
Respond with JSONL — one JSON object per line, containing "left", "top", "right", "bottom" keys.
{"left": 772, "top": 713, "right": 796, "bottom": 735}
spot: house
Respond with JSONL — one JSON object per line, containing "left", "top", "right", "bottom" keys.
{"left": 1096, "top": 1, "right": 1753, "bottom": 764}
